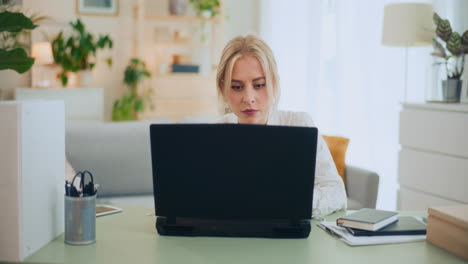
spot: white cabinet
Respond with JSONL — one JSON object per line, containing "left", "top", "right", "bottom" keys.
{"left": 0, "top": 101, "right": 64, "bottom": 262}
{"left": 398, "top": 103, "right": 468, "bottom": 210}
{"left": 15, "top": 88, "right": 104, "bottom": 121}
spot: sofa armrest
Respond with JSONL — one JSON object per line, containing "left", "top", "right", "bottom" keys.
{"left": 345, "top": 165, "right": 379, "bottom": 209}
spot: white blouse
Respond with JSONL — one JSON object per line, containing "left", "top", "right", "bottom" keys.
{"left": 220, "top": 110, "right": 347, "bottom": 218}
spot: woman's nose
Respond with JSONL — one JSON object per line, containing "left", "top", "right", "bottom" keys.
{"left": 243, "top": 88, "right": 255, "bottom": 104}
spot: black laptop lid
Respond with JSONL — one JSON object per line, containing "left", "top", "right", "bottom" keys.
{"left": 150, "top": 124, "right": 317, "bottom": 220}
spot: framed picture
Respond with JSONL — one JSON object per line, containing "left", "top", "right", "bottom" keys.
{"left": 76, "top": 0, "right": 119, "bottom": 16}
{"left": 461, "top": 54, "right": 468, "bottom": 104}
{"left": 1, "top": 0, "right": 22, "bottom": 6}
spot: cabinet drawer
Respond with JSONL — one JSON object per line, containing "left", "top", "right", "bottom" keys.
{"left": 399, "top": 148, "right": 468, "bottom": 203}
{"left": 398, "top": 187, "right": 462, "bottom": 211}
{"left": 399, "top": 108, "right": 468, "bottom": 157}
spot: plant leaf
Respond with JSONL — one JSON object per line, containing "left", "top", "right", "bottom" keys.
{"left": 0, "top": 48, "right": 35, "bottom": 73}
{"left": 461, "top": 30, "right": 468, "bottom": 46}
{"left": 433, "top": 12, "right": 441, "bottom": 25}
{"left": 105, "top": 57, "right": 112, "bottom": 66}
{"left": 135, "top": 98, "right": 145, "bottom": 112}
{"left": 60, "top": 72, "right": 68, "bottom": 86}
{"left": 460, "top": 44, "right": 468, "bottom": 54}
{"left": 432, "top": 38, "right": 447, "bottom": 59}
{"left": 436, "top": 19, "right": 452, "bottom": 42}
{"left": 447, "top": 32, "right": 461, "bottom": 56}
{"left": 0, "top": 11, "right": 37, "bottom": 32}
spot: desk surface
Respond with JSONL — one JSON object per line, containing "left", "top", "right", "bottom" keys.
{"left": 25, "top": 206, "right": 467, "bottom": 264}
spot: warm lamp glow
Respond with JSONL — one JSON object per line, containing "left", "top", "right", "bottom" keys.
{"left": 382, "top": 3, "right": 434, "bottom": 47}
{"left": 31, "top": 42, "right": 54, "bottom": 65}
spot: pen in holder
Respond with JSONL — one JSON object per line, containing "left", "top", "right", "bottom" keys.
{"left": 64, "top": 171, "right": 98, "bottom": 245}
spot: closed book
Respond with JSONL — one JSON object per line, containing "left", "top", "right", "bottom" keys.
{"left": 427, "top": 205, "right": 468, "bottom": 260}
{"left": 336, "top": 208, "right": 398, "bottom": 231}
{"left": 346, "top": 216, "right": 427, "bottom": 236}
{"left": 172, "top": 64, "right": 199, "bottom": 73}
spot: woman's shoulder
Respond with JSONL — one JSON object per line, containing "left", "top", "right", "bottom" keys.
{"left": 273, "top": 110, "right": 316, "bottom": 127}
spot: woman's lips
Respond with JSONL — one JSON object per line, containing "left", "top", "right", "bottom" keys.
{"left": 242, "top": 109, "right": 258, "bottom": 115}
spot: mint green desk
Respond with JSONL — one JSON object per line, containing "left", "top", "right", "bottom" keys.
{"left": 25, "top": 206, "right": 467, "bottom": 264}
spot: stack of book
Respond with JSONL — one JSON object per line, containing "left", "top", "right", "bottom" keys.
{"left": 336, "top": 208, "right": 427, "bottom": 237}
{"left": 427, "top": 205, "right": 468, "bottom": 260}
{"left": 318, "top": 208, "right": 427, "bottom": 246}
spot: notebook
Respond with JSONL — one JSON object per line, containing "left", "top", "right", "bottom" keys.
{"left": 345, "top": 216, "right": 427, "bottom": 236}
{"left": 336, "top": 208, "right": 398, "bottom": 231}
{"left": 149, "top": 124, "right": 318, "bottom": 238}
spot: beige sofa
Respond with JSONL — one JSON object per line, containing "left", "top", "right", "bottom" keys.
{"left": 66, "top": 120, "right": 379, "bottom": 210}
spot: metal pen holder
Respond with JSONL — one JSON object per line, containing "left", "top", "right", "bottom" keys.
{"left": 64, "top": 194, "right": 96, "bottom": 245}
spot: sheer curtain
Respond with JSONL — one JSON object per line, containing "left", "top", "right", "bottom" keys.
{"left": 259, "top": 0, "right": 432, "bottom": 210}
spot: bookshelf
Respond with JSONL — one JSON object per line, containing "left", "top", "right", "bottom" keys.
{"left": 134, "top": 0, "right": 225, "bottom": 121}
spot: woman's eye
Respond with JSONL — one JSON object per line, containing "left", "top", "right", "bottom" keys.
{"left": 231, "top": 85, "right": 243, "bottom": 91}
{"left": 254, "top": 83, "right": 266, "bottom": 89}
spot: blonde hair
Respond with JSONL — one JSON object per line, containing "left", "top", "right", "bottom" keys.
{"left": 216, "top": 34, "right": 280, "bottom": 107}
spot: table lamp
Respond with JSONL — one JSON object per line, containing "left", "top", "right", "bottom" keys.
{"left": 31, "top": 42, "right": 55, "bottom": 88}
{"left": 382, "top": 3, "right": 434, "bottom": 102}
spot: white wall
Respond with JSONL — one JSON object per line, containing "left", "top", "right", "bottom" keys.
{"left": 433, "top": 0, "right": 468, "bottom": 32}
{"left": 23, "top": 0, "right": 134, "bottom": 121}
{"left": 224, "top": 0, "right": 260, "bottom": 42}
{"left": 10, "top": 0, "right": 259, "bottom": 120}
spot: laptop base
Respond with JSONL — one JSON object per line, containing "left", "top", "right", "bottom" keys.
{"left": 156, "top": 217, "right": 311, "bottom": 238}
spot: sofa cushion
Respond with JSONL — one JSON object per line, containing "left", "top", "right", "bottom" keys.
{"left": 322, "top": 135, "right": 349, "bottom": 186}
{"left": 347, "top": 198, "right": 363, "bottom": 210}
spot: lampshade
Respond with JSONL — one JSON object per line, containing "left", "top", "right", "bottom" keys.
{"left": 31, "top": 42, "right": 54, "bottom": 65}
{"left": 382, "top": 3, "right": 434, "bottom": 47}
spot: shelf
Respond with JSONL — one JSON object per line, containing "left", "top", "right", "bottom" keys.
{"left": 145, "top": 15, "right": 220, "bottom": 23}
{"left": 402, "top": 102, "right": 468, "bottom": 113}
{"left": 153, "top": 43, "right": 211, "bottom": 49}
{"left": 153, "top": 73, "right": 216, "bottom": 79}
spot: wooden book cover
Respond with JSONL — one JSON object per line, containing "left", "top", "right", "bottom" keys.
{"left": 428, "top": 205, "right": 468, "bottom": 230}
{"left": 427, "top": 215, "right": 468, "bottom": 260}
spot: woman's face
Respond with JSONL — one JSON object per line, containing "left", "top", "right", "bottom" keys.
{"left": 225, "top": 55, "right": 272, "bottom": 124}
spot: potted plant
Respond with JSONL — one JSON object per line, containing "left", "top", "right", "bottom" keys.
{"left": 189, "top": 0, "right": 220, "bottom": 18}
{"left": 431, "top": 12, "right": 468, "bottom": 102}
{"left": 0, "top": 11, "right": 37, "bottom": 73}
{"left": 51, "top": 19, "right": 113, "bottom": 87}
{"left": 112, "top": 58, "right": 153, "bottom": 121}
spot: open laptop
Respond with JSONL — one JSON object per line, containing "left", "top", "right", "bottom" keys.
{"left": 149, "top": 124, "right": 318, "bottom": 238}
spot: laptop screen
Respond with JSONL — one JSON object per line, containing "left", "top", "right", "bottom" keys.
{"left": 150, "top": 124, "right": 317, "bottom": 220}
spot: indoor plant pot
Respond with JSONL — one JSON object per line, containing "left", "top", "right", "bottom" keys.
{"left": 441, "top": 79, "right": 462, "bottom": 102}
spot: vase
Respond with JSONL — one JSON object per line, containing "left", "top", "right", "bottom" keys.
{"left": 441, "top": 79, "right": 462, "bottom": 102}
{"left": 201, "top": 9, "right": 212, "bottom": 18}
{"left": 78, "top": 70, "right": 93, "bottom": 88}
{"left": 65, "top": 72, "right": 79, "bottom": 88}
{"left": 169, "top": 0, "right": 186, "bottom": 15}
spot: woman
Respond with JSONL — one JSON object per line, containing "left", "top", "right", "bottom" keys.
{"left": 216, "top": 35, "right": 347, "bottom": 217}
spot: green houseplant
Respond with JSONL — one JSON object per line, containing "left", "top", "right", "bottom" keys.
{"left": 112, "top": 58, "right": 153, "bottom": 121}
{"left": 0, "top": 11, "right": 37, "bottom": 73}
{"left": 431, "top": 12, "right": 468, "bottom": 102}
{"left": 189, "top": 0, "right": 220, "bottom": 18}
{"left": 51, "top": 19, "right": 113, "bottom": 87}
